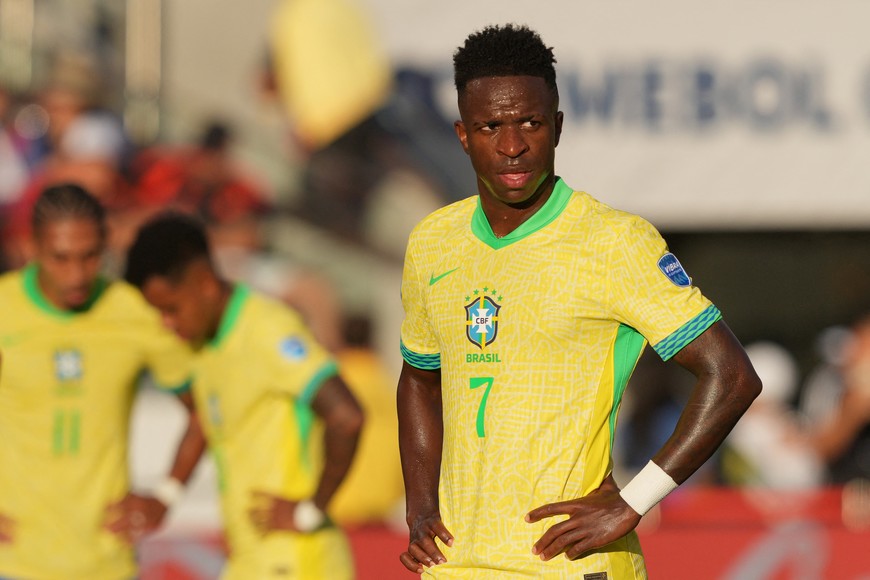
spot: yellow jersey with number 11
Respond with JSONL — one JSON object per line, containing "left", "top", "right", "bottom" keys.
{"left": 400, "top": 178, "right": 721, "bottom": 579}
{"left": 0, "top": 264, "right": 192, "bottom": 580}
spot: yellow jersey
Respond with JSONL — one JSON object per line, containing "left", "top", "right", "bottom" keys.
{"left": 400, "top": 178, "right": 721, "bottom": 578}
{"left": 0, "top": 264, "right": 191, "bottom": 580}
{"left": 190, "top": 286, "right": 352, "bottom": 579}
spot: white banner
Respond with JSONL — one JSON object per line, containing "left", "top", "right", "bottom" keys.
{"left": 363, "top": 0, "right": 870, "bottom": 229}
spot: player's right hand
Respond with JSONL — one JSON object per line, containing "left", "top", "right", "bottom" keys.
{"left": 0, "top": 512, "right": 15, "bottom": 543}
{"left": 400, "top": 512, "right": 454, "bottom": 574}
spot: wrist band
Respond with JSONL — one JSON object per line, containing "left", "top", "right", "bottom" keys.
{"left": 153, "top": 477, "right": 185, "bottom": 508}
{"left": 293, "top": 500, "right": 325, "bottom": 532}
{"left": 619, "top": 461, "right": 678, "bottom": 516}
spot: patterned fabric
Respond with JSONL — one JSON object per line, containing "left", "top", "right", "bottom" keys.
{"left": 400, "top": 178, "right": 719, "bottom": 578}
{"left": 0, "top": 266, "right": 191, "bottom": 580}
{"left": 190, "top": 286, "right": 352, "bottom": 579}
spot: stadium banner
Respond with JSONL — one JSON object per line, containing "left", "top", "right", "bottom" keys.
{"left": 139, "top": 487, "right": 870, "bottom": 579}
{"left": 362, "top": 0, "right": 870, "bottom": 230}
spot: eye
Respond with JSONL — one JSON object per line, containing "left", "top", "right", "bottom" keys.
{"left": 479, "top": 122, "right": 499, "bottom": 134}
{"left": 522, "top": 119, "right": 541, "bottom": 129}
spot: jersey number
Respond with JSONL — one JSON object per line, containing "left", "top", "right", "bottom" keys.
{"left": 53, "top": 409, "right": 81, "bottom": 455}
{"left": 469, "top": 377, "right": 494, "bottom": 437}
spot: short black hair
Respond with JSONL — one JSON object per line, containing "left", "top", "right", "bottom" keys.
{"left": 453, "top": 24, "right": 558, "bottom": 98}
{"left": 32, "top": 183, "right": 106, "bottom": 238}
{"left": 124, "top": 212, "right": 211, "bottom": 288}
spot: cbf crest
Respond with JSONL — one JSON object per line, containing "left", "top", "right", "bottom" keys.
{"left": 465, "top": 287, "right": 502, "bottom": 349}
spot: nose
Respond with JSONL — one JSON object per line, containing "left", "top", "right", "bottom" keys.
{"left": 496, "top": 126, "right": 529, "bottom": 158}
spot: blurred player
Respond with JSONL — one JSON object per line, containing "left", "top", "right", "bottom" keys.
{"left": 124, "top": 213, "right": 364, "bottom": 579}
{"left": 397, "top": 24, "right": 762, "bottom": 578}
{"left": 0, "top": 183, "right": 203, "bottom": 579}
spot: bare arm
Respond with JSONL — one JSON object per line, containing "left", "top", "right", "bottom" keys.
{"left": 248, "top": 374, "right": 363, "bottom": 535}
{"left": 309, "top": 375, "right": 365, "bottom": 511}
{"left": 164, "top": 391, "right": 208, "bottom": 483}
{"left": 653, "top": 320, "right": 762, "bottom": 481}
{"left": 528, "top": 320, "right": 761, "bottom": 561}
{"left": 397, "top": 361, "right": 454, "bottom": 573}
{"left": 106, "top": 390, "right": 207, "bottom": 541}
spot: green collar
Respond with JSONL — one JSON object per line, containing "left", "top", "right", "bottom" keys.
{"left": 22, "top": 262, "right": 107, "bottom": 319}
{"left": 208, "top": 284, "right": 250, "bottom": 349}
{"left": 471, "top": 177, "right": 573, "bottom": 249}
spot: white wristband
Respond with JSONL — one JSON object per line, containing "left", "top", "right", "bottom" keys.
{"left": 152, "top": 477, "right": 185, "bottom": 508}
{"left": 619, "top": 461, "right": 678, "bottom": 516}
{"left": 293, "top": 500, "right": 325, "bottom": 532}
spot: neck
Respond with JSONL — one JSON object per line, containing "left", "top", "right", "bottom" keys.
{"left": 207, "top": 278, "right": 234, "bottom": 341}
{"left": 479, "top": 174, "right": 556, "bottom": 238}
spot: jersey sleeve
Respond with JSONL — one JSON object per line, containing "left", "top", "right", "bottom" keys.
{"left": 142, "top": 313, "right": 194, "bottom": 394}
{"left": 262, "top": 309, "right": 338, "bottom": 406}
{"left": 607, "top": 216, "right": 721, "bottom": 361}
{"left": 399, "top": 230, "right": 441, "bottom": 370}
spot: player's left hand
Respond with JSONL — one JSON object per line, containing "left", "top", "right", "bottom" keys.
{"left": 248, "top": 490, "right": 298, "bottom": 535}
{"left": 104, "top": 493, "right": 167, "bottom": 543}
{"left": 525, "top": 474, "right": 641, "bottom": 561}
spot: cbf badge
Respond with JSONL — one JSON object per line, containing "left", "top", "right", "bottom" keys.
{"left": 657, "top": 253, "right": 692, "bottom": 287}
{"left": 54, "top": 349, "right": 83, "bottom": 381}
{"left": 465, "top": 287, "right": 501, "bottom": 349}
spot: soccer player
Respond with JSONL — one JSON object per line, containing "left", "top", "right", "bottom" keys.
{"left": 0, "top": 183, "right": 202, "bottom": 579}
{"left": 397, "top": 24, "right": 762, "bottom": 578}
{"left": 124, "top": 213, "right": 364, "bottom": 579}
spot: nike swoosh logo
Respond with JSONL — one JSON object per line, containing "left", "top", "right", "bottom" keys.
{"left": 429, "top": 267, "right": 460, "bottom": 286}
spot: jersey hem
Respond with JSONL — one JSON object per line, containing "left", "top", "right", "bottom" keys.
{"left": 653, "top": 304, "right": 722, "bottom": 361}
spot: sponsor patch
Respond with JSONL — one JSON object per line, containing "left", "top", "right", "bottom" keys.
{"left": 657, "top": 252, "right": 692, "bottom": 287}
{"left": 584, "top": 574, "right": 607, "bottom": 580}
{"left": 278, "top": 336, "right": 307, "bottom": 361}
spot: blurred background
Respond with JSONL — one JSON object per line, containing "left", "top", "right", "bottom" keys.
{"left": 2, "top": 0, "right": 870, "bottom": 577}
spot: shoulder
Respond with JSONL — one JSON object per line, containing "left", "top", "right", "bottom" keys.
{"left": 96, "top": 280, "right": 162, "bottom": 324}
{"left": 567, "top": 189, "right": 663, "bottom": 244}
{"left": 0, "top": 270, "right": 23, "bottom": 296}
{"left": 236, "top": 289, "right": 308, "bottom": 340}
{"left": 407, "top": 196, "right": 477, "bottom": 248}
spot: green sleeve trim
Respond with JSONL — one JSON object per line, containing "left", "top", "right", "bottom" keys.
{"left": 155, "top": 378, "right": 192, "bottom": 395}
{"left": 470, "top": 177, "right": 574, "bottom": 249}
{"left": 400, "top": 340, "right": 441, "bottom": 370}
{"left": 22, "top": 262, "right": 107, "bottom": 318}
{"left": 299, "top": 360, "right": 339, "bottom": 406}
{"left": 610, "top": 324, "right": 647, "bottom": 448}
{"left": 653, "top": 305, "right": 722, "bottom": 361}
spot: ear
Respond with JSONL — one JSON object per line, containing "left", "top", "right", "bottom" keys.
{"left": 454, "top": 120, "right": 470, "bottom": 154}
{"left": 554, "top": 111, "right": 564, "bottom": 148}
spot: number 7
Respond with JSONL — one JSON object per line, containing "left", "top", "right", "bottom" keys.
{"left": 469, "top": 377, "right": 494, "bottom": 437}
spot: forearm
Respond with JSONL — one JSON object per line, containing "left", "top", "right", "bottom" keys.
{"left": 309, "top": 375, "right": 364, "bottom": 511}
{"left": 397, "top": 363, "right": 443, "bottom": 522}
{"left": 312, "top": 413, "right": 363, "bottom": 510}
{"left": 166, "top": 411, "right": 207, "bottom": 484}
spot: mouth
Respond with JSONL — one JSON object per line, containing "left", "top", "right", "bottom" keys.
{"left": 497, "top": 170, "right": 533, "bottom": 188}
{"left": 65, "top": 288, "right": 91, "bottom": 307}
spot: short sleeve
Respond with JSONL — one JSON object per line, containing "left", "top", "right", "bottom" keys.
{"left": 142, "top": 317, "right": 194, "bottom": 394}
{"left": 262, "top": 309, "right": 338, "bottom": 405}
{"left": 607, "top": 216, "right": 721, "bottom": 361}
{"left": 399, "top": 231, "right": 441, "bottom": 370}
